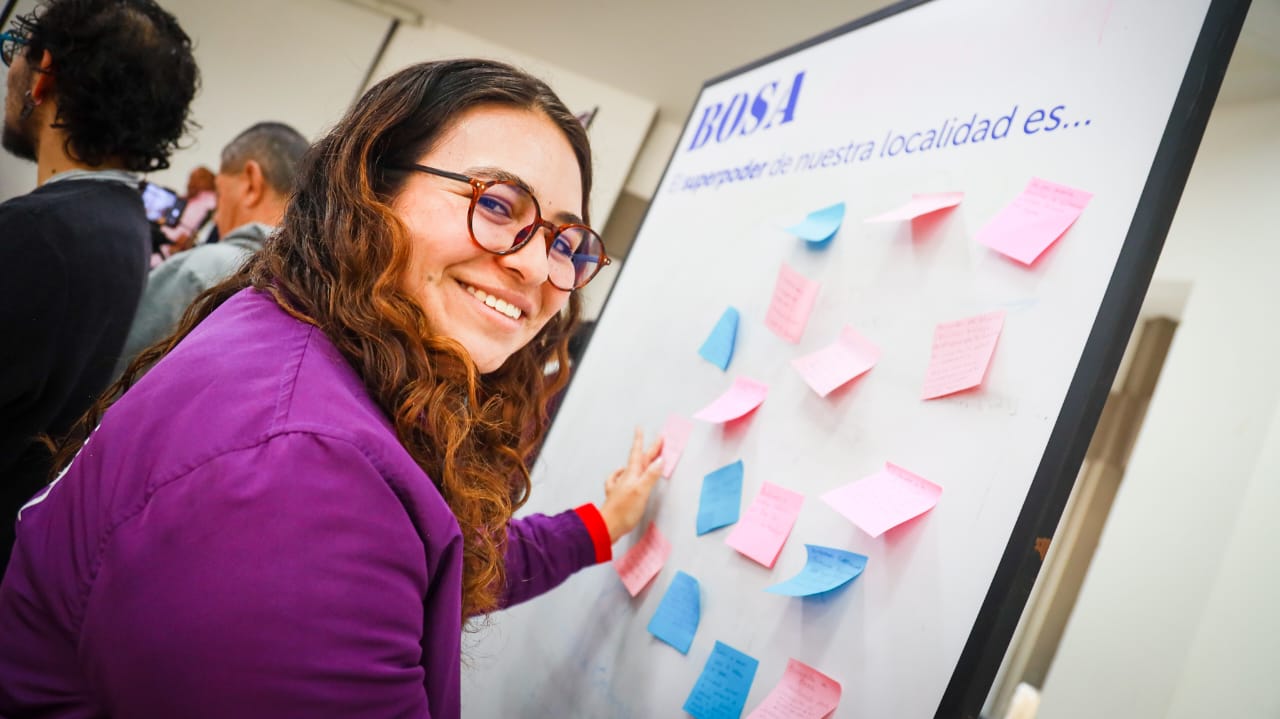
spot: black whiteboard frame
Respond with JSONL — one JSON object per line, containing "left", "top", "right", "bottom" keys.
{"left": 571, "top": 0, "right": 1250, "bottom": 716}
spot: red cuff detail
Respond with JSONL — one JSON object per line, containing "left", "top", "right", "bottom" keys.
{"left": 574, "top": 503, "right": 612, "bottom": 564}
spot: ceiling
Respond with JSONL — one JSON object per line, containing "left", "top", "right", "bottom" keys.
{"left": 369, "top": 0, "right": 1280, "bottom": 126}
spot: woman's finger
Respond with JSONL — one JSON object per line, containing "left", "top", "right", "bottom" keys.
{"left": 642, "top": 456, "right": 664, "bottom": 487}
{"left": 627, "top": 427, "right": 645, "bottom": 471}
{"left": 644, "top": 436, "right": 664, "bottom": 466}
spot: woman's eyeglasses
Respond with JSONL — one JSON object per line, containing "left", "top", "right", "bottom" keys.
{"left": 392, "top": 164, "right": 610, "bottom": 291}
{"left": 0, "top": 31, "right": 29, "bottom": 67}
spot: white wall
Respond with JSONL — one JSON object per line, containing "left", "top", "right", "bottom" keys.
{"left": 1167, "top": 398, "right": 1280, "bottom": 719}
{"left": 369, "top": 18, "right": 657, "bottom": 235}
{"left": 0, "top": 0, "right": 389, "bottom": 202}
{"left": 149, "top": 0, "right": 389, "bottom": 189}
{"left": 1039, "top": 97, "right": 1280, "bottom": 718}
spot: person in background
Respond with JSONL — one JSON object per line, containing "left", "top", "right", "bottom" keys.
{"left": 115, "top": 122, "right": 309, "bottom": 377}
{"left": 160, "top": 164, "right": 219, "bottom": 257}
{"left": 0, "top": 0, "right": 198, "bottom": 573}
{"left": 0, "top": 59, "right": 658, "bottom": 718}
{"left": 186, "top": 165, "right": 215, "bottom": 197}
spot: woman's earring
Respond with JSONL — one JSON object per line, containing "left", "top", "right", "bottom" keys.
{"left": 18, "top": 91, "right": 38, "bottom": 121}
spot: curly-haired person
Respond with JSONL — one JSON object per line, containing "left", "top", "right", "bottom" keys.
{"left": 0, "top": 0, "right": 198, "bottom": 572}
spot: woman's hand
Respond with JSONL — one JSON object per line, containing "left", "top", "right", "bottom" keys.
{"left": 599, "top": 428, "right": 664, "bottom": 543}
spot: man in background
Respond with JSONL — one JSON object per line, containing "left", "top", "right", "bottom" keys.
{"left": 115, "top": 122, "right": 309, "bottom": 376}
{"left": 0, "top": 0, "right": 198, "bottom": 572}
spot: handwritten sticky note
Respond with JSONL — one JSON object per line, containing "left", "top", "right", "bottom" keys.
{"left": 660, "top": 414, "right": 695, "bottom": 479}
{"left": 697, "top": 460, "right": 744, "bottom": 535}
{"left": 684, "top": 641, "right": 760, "bottom": 719}
{"left": 765, "top": 264, "right": 820, "bottom": 344}
{"left": 614, "top": 522, "right": 672, "bottom": 596}
{"left": 693, "top": 376, "right": 769, "bottom": 423}
{"left": 647, "top": 570, "right": 701, "bottom": 654}
{"left": 791, "top": 326, "right": 881, "bottom": 397}
{"left": 725, "top": 482, "right": 804, "bottom": 568}
{"left": 977, "top": 178, "right": 1092, "bottom": 265}
{"left": 746, "top": 659, "right": 842, "bottom": 719}
{"left": 822, "top": 462, "right": 942, "bottom": 538}
{"left": 784, "top": 202, "right": 845, "bottom": 245}
{"left": 921, "top": 310, "right": 1005, "bottom": 399}
{"left": 765, "top": 544, "right": 867, "bottom": 597}
{"left": 864, "top": 192, "right": 964, "bottom": 223}
{"left": 699, "top": 307, "right": 740, "bottom": 371}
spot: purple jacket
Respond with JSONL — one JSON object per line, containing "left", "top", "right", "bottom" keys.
{"left": 0, "top": 288, "right": 611, "bottom": 718}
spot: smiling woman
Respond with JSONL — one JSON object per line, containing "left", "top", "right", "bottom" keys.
{"left": 388, "top": 110, "right": 609, "bottom": 372}
{"left": 0, "top": 59, "right": 663, "bottom": 719}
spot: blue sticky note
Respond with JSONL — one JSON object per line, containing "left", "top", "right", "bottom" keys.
{"left": 697, "top": 460, "right": 743, "bottom": 535}
{"left": 784, "top": 202, "right": 846, "bottom": 246}
{"left": 698, "top": 307, "right": 739, "bottom": 371}
{"left": 647, "top": 571, "right": 700, "bottom": 654}
{"left": 764, "top": 544, "right": 868, "bottom": 597}
{"left": 683, "top": 640, "right": 759, "bottom": 719}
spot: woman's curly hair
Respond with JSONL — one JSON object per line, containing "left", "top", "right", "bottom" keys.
{"left": 51, "top": 59, "right": 591, "bottom": 622}
{"left": 15, "top": 0, "right": 198, "bottom": 171}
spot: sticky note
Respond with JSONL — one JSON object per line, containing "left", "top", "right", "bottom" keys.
{"left": 647, "top": 570, "right": 701, "bottom": 654}
{"left": 765, "top": 264, "right": 820, "bottom": 344}
{"left": 745, "top": 659, "right": 842, "bottom": 719}
{"left": 784, "top": 202, "right": 845, "bottom": 245}
{"left": 790, "top": 326, "right": 881, "bottom": 397}
{"left": 977, "top": 178, "right": 1092, "bottom": 265}
{"left": 921, "top": 310, "right": 1005, "bottom": 400}
{"left": 699, "top": 307, "right": 740, "bottom": 371}
{"left": 697, "top": 460, "right": 744, "bottom": 535}
{"left": 764, "top": 544, "right": 868, "bottom": 597}
{"left": 725, "top": 482, "right": 804, "bottom": 568}
{"left": 684, "top": 641, "right": 759, "bottom": 719}
{"left": 614, "top": 522, "right": 672, "bottom": 596}
{"left": 660, "top": 414, "right": 695, "bottom": 479}
{"left": 863, "top": 192, "right": 964, "bottom": 223}
{"left": 693, "top": 376, "right": 769, "bottom": 423}
{"left": 822, "top": 462, "right": 942, "bottom": 538}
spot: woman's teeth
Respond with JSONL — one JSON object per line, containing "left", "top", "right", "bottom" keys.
{"left": 465, "top": 285, "right": 523, "bottom": 320}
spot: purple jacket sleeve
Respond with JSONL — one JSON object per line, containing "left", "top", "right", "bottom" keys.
{"left": 498, "top": 507, "right": 604, "bottom": 609}
{"left": 77, "top": 433, "right": 437, "bottom": 718}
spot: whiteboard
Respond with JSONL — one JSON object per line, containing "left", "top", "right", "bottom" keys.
{"left": 465, "top": 1, "right": 1244, "bottom": 716}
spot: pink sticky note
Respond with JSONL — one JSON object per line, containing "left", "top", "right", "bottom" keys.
{"left": 977, "top": 178, "right": 1092, "bottom": 265}
{"left": 614, "top": 522, "right": 672, "bottom": 596}
{"left": 863, "top": 192, "right": 964, "bottom": 223}
{"left": 822, "top": 462, "right": 942, "bottom": 538}
{"left": 765, "top": 263, "right": 820, "bottom": 343}
{"left": 791, "top": 326, "right": 881, "bottom": 397}
{"left": 659, "top": 414, "right": 695, "bottom": 478}
{"left": 725, "top": 482, "right": 804, "bottom": 568}
{"left": 921, "top": 310, "right": 1005, "bottom": 400}
{"left": 693, "top": 376, "right": 769, "bottom": 423}
{"left": 746, "top": 658, "right": 843, "bottom": 719}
